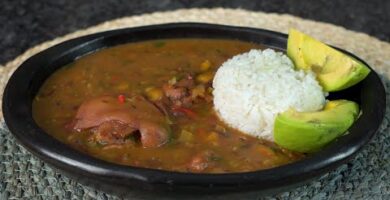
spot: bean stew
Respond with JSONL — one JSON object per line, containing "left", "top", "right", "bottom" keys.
{"left": 32, "top": 39, "right": 304, "bottom": 173}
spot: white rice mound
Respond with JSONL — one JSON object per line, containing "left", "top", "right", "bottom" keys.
{"left": 213, "top": 49, "right": 326, "bottom": 141}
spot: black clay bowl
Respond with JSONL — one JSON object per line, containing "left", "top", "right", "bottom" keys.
{"left": 2, "top": 23, "right": 386, "bottom": 197}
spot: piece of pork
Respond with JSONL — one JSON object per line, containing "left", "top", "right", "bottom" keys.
{"left": 71, "top": 95, "right": 169, "bottom": 148}
{"left": 187, "top": 151, "right": 217, "bottom": 173}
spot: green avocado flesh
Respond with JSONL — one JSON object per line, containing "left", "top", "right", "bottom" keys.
{"left": 274, "top": 100, "right": 359, "bottom": 153}
{"left": 287, "top": 29, "right": 370, "bottom": 92}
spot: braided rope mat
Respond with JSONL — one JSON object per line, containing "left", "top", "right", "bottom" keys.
{"left": 0, "top": 8, "right": 389, "bottom": 199}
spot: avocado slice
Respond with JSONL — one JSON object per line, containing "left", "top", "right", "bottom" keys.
{"left": 274, "top": 100, "right": 359, "bottom": 153}
{"left": 287, "top": 29, "right": 370, "bottom": 92}
{"left": 287, "top": 29, "right": 308, "bottom": 70}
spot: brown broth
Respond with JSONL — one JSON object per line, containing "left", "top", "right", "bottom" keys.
{"left": 32, "top": 39, "right": 304, "bottom": 173}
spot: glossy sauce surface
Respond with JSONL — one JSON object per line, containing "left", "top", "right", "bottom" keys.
{"left": 33, "top": 39, "right": 304, "bottom": 173}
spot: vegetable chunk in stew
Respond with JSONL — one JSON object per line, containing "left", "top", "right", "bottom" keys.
{"left": 33, "top": 39, "right": 304, "bottom": 173}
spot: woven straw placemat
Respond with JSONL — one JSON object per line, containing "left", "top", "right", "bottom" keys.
{"left": 0, "top": 8, "right": 389, "bottom": 199}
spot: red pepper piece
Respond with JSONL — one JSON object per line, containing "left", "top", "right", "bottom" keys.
{"left": 117, "top": 94, "right": 126, "bottom": 104}
{"left": 172, "top": 106, "right": 197, "bottom": 118}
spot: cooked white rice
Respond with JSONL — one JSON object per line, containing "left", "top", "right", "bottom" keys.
{"left": 212, "top": 49, "right": 326, "bottom": 141}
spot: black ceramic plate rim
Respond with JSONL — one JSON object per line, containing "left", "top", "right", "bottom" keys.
{"left": 2, "top": 23, "right": 386, "bottom": 191}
